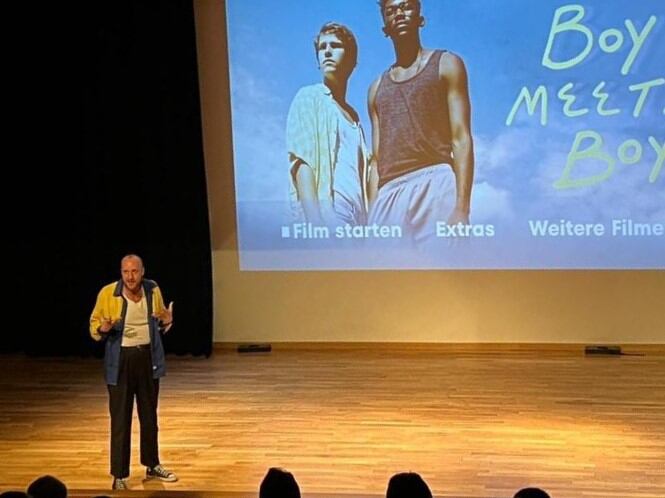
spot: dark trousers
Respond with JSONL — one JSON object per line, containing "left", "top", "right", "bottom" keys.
{"left": 108, "top": 345, "right": 160, "bottom": 478}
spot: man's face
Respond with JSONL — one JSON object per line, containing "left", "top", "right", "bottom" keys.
{"left": 382, "top": 0, "right": 421, "bottom": 37}
{"left": 121, "top": 257, "right": 144, "bottom": 293}
{"left": 317, "top": 33, "right": 351, "bottom": 79}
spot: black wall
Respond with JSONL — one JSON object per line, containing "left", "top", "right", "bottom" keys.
{"left": 10, "top": 0, "right": 213, "bottom": 357}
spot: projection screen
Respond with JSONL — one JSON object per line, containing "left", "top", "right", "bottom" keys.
{"left": 225, "top": 0, "right": 664, "bottom": 270}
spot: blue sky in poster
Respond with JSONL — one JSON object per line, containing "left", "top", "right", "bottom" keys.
{"left": 225, "top": 1, "right": 664, "bottom": 268}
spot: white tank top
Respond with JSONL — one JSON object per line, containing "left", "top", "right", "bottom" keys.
{"left": 121, "top": 294, "right": 151, "bottom": 346}
{"left": 333, "top": 112, "right": 364, "bottom": 213}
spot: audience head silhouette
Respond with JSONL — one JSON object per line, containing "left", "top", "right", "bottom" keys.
{"left": 386, "top": 472, "right": 432, "bottom": 498}
{"left": 514, "top": 488, "right": 551, "bottom": 498}
{"left": 0, "top": 492, "right": 30, "bottom": 498}
{"left": 27, "top": 475, "right": 67, "bottom": 498}
{"left": 259, "top": 467, "right": 301, "bottom": 498}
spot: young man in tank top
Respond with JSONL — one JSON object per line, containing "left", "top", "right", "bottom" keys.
{"left": 287, "top": 23, "right": 369, "bottom": 227}
{"left": 368, "top": 0, "right": 474, "bottom": 247}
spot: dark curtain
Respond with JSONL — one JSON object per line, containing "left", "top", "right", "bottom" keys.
{"left": 7, "top": 0, "right": 213, "bottom": 357}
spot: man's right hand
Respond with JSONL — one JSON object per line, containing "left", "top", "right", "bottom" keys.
{"left": 98, "top": 317, "right": 118, "bottom": 334}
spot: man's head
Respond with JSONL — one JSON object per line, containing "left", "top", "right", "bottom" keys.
{"left": 259, "top": 467, "right": 301, "bottom": 498}
{"left": 313, "top": 22, "right": 358, "bottom": 80}
{"left": 27, "top": 475, "right": 67, "bottom": 498}
{"left": 120, "top": 254, "right": 144, "bottom": 294}
{"left": 379, "top": 0, "right": 424, "bottom": 38}
{"left": 514, "top": 488, "right": 551, "bottom": 498}
{"left": 386, "top": 472, "right": 432, "bottom": 498}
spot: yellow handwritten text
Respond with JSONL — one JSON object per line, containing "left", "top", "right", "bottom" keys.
{"left": 506, "top": 79, "right": 664, "bottom": 126}
{"left": 554, "top": 131, "right": 663, "bottom": 189}
{"left": 542, "top": 4, "right": 657, "bottom": 76}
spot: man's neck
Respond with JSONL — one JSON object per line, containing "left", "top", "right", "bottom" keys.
{"left": 123, "top": 285, "right": 143, "bottom": 302}
{"left": 392, "top": 35, "right": 422, "bottom": 68}
{"left": 324, "top": 78, "right": 348, "bottom": 105}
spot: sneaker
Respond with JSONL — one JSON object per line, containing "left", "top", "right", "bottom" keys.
{"left": 146, "top": 464, "right": 178, "bottom": 482}
{"left": 112, "top": 477, "right": 129, "bottom": 490}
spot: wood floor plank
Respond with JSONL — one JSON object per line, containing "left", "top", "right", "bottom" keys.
{"left": 0, "top": 350, "right": 663, "bottom": 498}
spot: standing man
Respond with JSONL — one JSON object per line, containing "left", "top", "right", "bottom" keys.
{"left": 287, "top": 22, "right": 369, "bottom": 227}
{"left": 90, "top": 254, "right": 177, "bottom": 490}
{"left": 368, "top": 0, "right": 474, "bottom": 246}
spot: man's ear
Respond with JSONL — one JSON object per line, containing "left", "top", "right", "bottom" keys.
{"left": 419, "top": 16, "right": 425, "bottom": 27}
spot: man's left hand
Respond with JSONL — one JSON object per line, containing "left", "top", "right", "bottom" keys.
{"left": 153, "top": 301, "right": 174, "bottom": 329}
{"left": 446, "top": 207, "right": 470, "bottom": 226}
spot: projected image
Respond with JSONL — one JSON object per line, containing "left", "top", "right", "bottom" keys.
{"left": 226, "top": 0, "right": 664, "bottom": 270}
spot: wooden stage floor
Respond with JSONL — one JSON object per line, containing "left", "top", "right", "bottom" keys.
{"left": 0, "top": 348, "right": 664, "bottom": 498}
